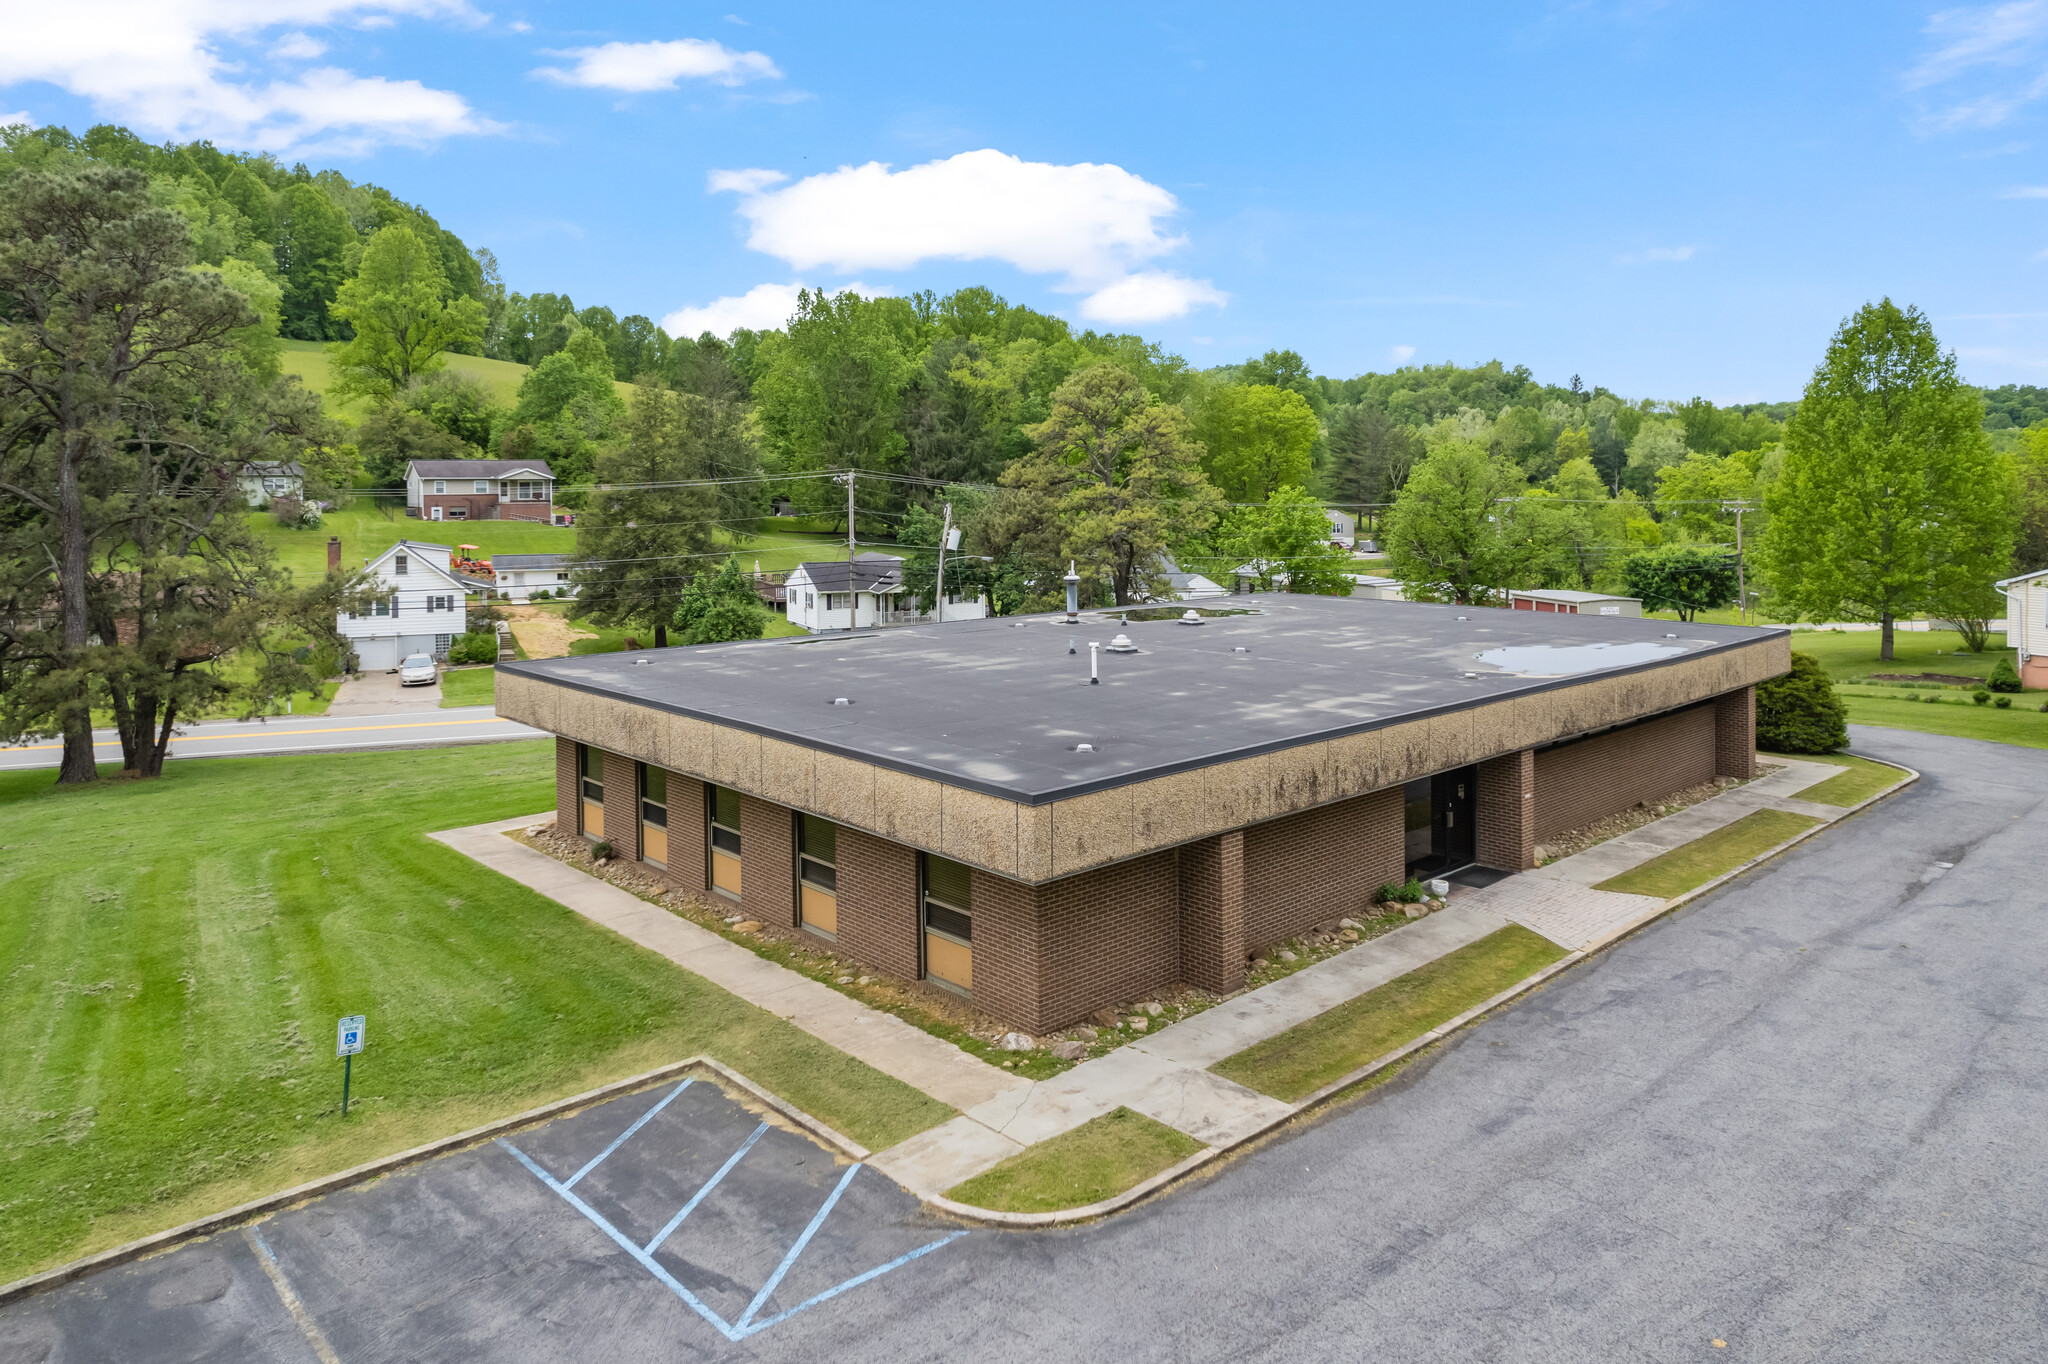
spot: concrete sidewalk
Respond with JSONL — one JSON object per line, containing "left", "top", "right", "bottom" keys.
{"left": 433, "top": 754, "right": 1890, "bottom": 1211}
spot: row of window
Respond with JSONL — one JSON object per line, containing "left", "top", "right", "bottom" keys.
{"left": 426, "top": 478, "right": 548, "bottom": 499}
{"left": 576, "top": 746, "right": 975, "bottom": 993}
{"left": 348, "top": 594, "right": 457, "bottom": 619}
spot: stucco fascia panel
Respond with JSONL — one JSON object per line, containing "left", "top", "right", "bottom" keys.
{"left": 759, "top": 737, "right": 816, "bottom": 809}
{"left": 1267, "top": 739, "right": 1340, "bottom": 817}
{"left": 664, "top": 713, "right": 726, "bottom": 784}
{"left": 703, "top": 722, "right": 764, "bottom": 793}
{"left": 874, "top": 767, "right": 944, "bottom": 848}
{"left": 939, "top": 785, "right": 1020, "bottom": 876}
{"left": 1131, "top": 766, "right": 1219, "bottom": 850}
{"left": 1473, "top": 692, "right": 1554, "bottom": 758}
{"left": 1203, "top": 751, "right": 1283, "bottom": 830}
{"left": 1049, "top": 784, "right": 1135, "bottom": 877}
{"left": 1327, "top": 727, "right": 1389, "bottom": 794}
{"left": 494, "top": 670, "right": 555, "bottom": 734}
{"left": 1377, "top": 718, "right": 1438, "bottom": 790}
{"left": 810, "top": 750, "right": 876, "bottom": 827}
{"left": 1017, "top": 803, "right": 1054, "bottom": 882}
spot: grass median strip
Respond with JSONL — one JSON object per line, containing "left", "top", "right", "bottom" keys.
{"left": 0, "top": 745, "right": 951, "bottom": 1284}
{"left": 1593, "top": 808, "right": 1820, "bottom": 899}
{"left": 1209, "top": 925, "right": 1568, "bottom": 1104}
{"left": 945, "top": 1107, "right": 1203, "bottom": 1213}
{"left": 1765, "top": 751, "right": 1909, "bottom": 807}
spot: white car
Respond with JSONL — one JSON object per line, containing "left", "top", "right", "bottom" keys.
{"left": 398, "top": 653, "right": 438, "bottom": 687}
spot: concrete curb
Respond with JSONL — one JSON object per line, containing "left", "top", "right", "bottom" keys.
{"left": 0, "top": 1055, "right": 863, "bottom": 1309}
{"left": 925, "top": 755, "right": 1920, "bottom": 1229}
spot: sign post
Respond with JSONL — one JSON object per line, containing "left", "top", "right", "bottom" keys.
{"left": 336, "top": 1014, "right": 365, "bottom": 1116}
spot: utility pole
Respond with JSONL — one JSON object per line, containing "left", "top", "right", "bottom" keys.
{"left": 933, "top": 502, "right": 953, "bottom": 625}
{"left": 1723, "top": 500, "right": 1755, "bottom": 624}
{"left": 845, "top": 468, "right": 856, "bottom": 563}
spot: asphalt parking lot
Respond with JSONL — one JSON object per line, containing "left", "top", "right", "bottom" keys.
{"left": 0, "top": 1074, "right": 966, "bottom": 1362}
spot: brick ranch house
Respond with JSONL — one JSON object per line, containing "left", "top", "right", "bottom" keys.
{"left": 405, "top": 459, "right": 558, "bottom": 523}
{"left": 495, "top": 596, "right": 1789, "bottom": 1034}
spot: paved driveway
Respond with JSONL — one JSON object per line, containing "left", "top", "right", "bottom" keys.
{"left": 326, "top": 669, "right": 443, "bottom": 716}
{"left": 5, "top": 725, "right": 2045, "bottom": 1361}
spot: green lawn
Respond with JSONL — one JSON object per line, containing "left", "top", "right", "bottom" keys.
{"left": 1781, "top": 628, "right": 2008, "bottom": 684}
{"left": 279, "top": 340, "right": 633, "bottom": 419}
{"left": 1593, "top": 808, "right": 1821, "bottom": 898}
{"left": 0, "top": 745, "right": 950, "bottom": 1282}
{"left": 438, "top": 666, "right": 496, "bottom": 708}
{"left": 1210, "top": 925, "right": 1568, "bottom": 1103}
{"left": 944, "top": 1107, "right": 1202, "bottom": 1213}
{"left": 1770, "top": 752, "right": 1912, "bottom": 806}
{"left": 1835, "top": 691, "right": 2048, "bottom": 750}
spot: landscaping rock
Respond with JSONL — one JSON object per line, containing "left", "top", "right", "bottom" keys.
{"left": 1127, "top": 1016, "right": 1149, "bottom": 1032}
{"left": 1091, "top": 1007, "right": 1121, "bottom": 1028}
{"left": 1250, "top": 958, "right": 1270, "bottom": 971}
{"left": 723, "top": 914, "right": 744, "bottom": 924}
{"left": 997, "top": 1031, "right": 1035, "bottom": 1052}
{"left": 1142, "top": 1002, "right": 1163, "bottom": 1017}
{"left": 1340, "top": 929, "right": 1360, "bottom": 942}
{"left": 1316, "top": 919, "right": 1340, "bottom": 934}
{"left": 1403, "top": 904, "right": 1427, "bottom": 919}
{"left": 1277, "top": 950, "right": 1298, "bottom": 963}
{"left": 857, "top": 976, "right": 873, "bottom": 985}
{"left": 836, "top": 975, "right": 854, "bottom": 984}
{"left": 1049, "top": 1040, "right": 1088, "bottom": 1061}
{"left": 733, "top": 920, "right": 762, "bottom": 934}
{"left": 1532, "top": 845, "right": 1550, "bottom": 862}
{"left": 1074, "top": 1025, "right": 1099, "bottom": 1042}
{"left": 1337, "top": 918, "right": 1359, "bottom": 931}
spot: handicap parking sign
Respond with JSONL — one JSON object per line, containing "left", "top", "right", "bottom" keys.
{"left": 337, "top": 1014, "right": 366, "bottom": 1057}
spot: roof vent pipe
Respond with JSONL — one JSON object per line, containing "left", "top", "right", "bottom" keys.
{"left": 1064, "top": 561, "right": 1081, "bottom": 621}
{"left": 1089, "top": 641, "right": 1100, "bottom": 684}
{"left": 1181, "top": 610, "right": 1203, "bottom": 624}
{"left": 1107, "top": 633, "right": 1137, "bottom": 653}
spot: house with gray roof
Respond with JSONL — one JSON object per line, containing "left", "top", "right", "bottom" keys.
{"left": 405, "top": 459, "right": 559, "bottom": 524}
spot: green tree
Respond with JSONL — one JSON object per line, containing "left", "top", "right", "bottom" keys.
{"left": 1196, "top": 382, "right": 1320, "bottom": 503}
{"left": 328, "top": 224, "right": 487, "bottom": 403}
{"left": 1222, "top": 486, "right": 1355, "bottom": 595}
{"left": 752, "top": 288, "right": 911, "bottom": 529}
{"left": 1758, "top": 299, "right": 2017, "bottom": 660}
{"left": 1322, "top": 404, "right": 1419, "bottom": 506}
{"left": 1382, "top": 441, "right": 1556, "bottom": 605}
{"left": 1001, "top": 364, "right": 1224, "bottom": 605}
{"left": 2014, "top": 426, "right": 2048, "bottom": 573}
{"left": 569, "top": 384, "right": 724, "bottom": 648}
{"left": 274, "top": 181, "right": 353, "bottom": 340}
{"left": 1756, "top": 652, "right": 1847, "bottom": 753}
{"left": 352, "top": 406, "right": 472, "bottom": 487}
{"left": 1654, "top": 452, "right": 1758, "bottom": 543}
{"left": 1620, "top": 545, "right": 1738, "bottom": 621}
{"left": 673, "top": 557, "right": 768, "bottom": 645}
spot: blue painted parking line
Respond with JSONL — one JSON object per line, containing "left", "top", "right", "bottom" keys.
{"left": 498, "top": 1083, "right": 967, "bottom": 1342}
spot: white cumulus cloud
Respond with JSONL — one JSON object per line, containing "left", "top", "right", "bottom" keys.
{"left": 533, "top": 37, "right": 780, "bottom": 91}
{"left": 708, "top": 148, "right": 1226, "bottom": 322}
{"left": 660, "top": 281, "right": 887, "bottom": 339}
{"left": 0, "top": 1, "right": 497, "bottom": 154}
{"left": 271, "top": 32, "right": 328, "bottom": 60}
{"left": 1, "top": 111, "right": 36, "bottom": 128}
{"left": 1390, "top": 344, "right": 1417, "bottom": 363}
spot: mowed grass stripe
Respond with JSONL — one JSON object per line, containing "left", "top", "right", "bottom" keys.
{"left": 0, "top": 744, "right": 950, "bottom": 1283}
{"left": 1763, "top": 751, "right": 1910, "bottom": 807}
{"left": 1592, "top": 807, "right": 1821, "bottom": 899}
{"left": 1210, "top": 925, "right": 1569, "bottom": 1104}
{"left": 945, "top": 1107, "right": 1203, "bottom": 1214}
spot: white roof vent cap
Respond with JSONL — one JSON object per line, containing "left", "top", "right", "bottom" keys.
{"left": 1181, "top": 610, "right": 1204, "bottom": 624}
{"left": 1107, "top": 633, "right": 1138, "bottom": 653}
{"left": 831, "top": 697, "right": 852, "bottom": 706}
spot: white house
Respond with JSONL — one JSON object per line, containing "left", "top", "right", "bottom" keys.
{"left": 1508, "top": 588, "right": 1643, "bottom": 618}
{"left": 1998, "top": 567, "right": 2048, "bottom": 689}
{"left": 491, "top": 553, "right": 577, "bottom": 603}
{"left": 337, "top": 540, "right": 487, "bottom": 670}
{"left": 785, "top": 555, "right": 908, "bottom": 632}
{"left": 239, "top": 461, "right": 304, "bottom": 507}
{"left": 1325, "top": 507, "right": 1358, "bottom": 548}
{"left": 1163, "top": 569, "right": 1228, "bottom": 600}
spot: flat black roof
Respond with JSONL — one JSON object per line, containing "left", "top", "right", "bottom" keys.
{"left": 502, "top": 595, "right": 1784, "bottom": 803}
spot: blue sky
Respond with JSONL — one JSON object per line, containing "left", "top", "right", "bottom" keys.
{"left": 9, "top": 2, "right": 2048, "bottom": 401}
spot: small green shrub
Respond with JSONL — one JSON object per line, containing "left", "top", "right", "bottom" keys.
{"left": 591, "top": 840, "right": 613, "bottom": 861}
{"left": 1995, "top": 695, "right": 2012, "bottom": 709}
{"left": 447, "top": 631, "right": 498, "bottom": 665}
{"left": 529, "top": 588, "right": 552, "bottom": 601}
{"left": 1973, "top": 689, "right": 1991, "bottom": 706}
{"left": 1988, "top": 656, "right": 2022, "bottom": 693}
{"left": 1757, "top": 652, "right": 1848, "bottom": 753}
{"left": 1374, "top": 878, "right": 1427, "bottom": 904}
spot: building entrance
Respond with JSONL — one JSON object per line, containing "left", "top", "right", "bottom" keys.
{"left": 1403, "top": 765, "right": 1476, "bottom": 878}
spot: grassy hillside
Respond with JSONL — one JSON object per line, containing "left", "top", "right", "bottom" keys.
{"left": 278, "top": 340, "right": 637, "bottom": 422}
{"left": 256, "top": 508, "right": 891, "bottom": 583}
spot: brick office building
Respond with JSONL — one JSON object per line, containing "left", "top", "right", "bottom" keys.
{"left": 496, "top": 597, "right": 1788, "bottom": 1034}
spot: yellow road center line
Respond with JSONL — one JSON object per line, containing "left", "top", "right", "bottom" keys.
{"left": 11, "top": 717, "right": 511, "bottom": 752}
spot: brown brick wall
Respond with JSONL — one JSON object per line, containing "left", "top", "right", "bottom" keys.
{"left": 1715, "top": 685, "right": 1756, "bottom": 778}
{"left": 603, "top": 751, "right": 637, "bottom": 856}
{"left": 970, "top": 867, "right": 1042, "bottom": 1031}
{"left": 1021, "top": 849, "right": 1183, "bottom": 1034}
{"left": 835, "top": 827, "right": 921, "bottom": 981}
{"left": 1241, "top": 788, "right": 1405, "bottom": 953}
{"left": 738, "top": 793, "right": 796, "bottom": 928}
{"left": 1476, "top": 749, "right": 1536, "bottom": 871}
{"left": 667, "top": 774, "right": 708, "bottom": 895}
{"left": 1533, "top": 702, "right": 1718, "bottom": 843}
{"left": 1177, "top": 831, "right": 1246, "bottom": 993}
{"left": 556, "top": 737, "right": 577, "bottom": 833}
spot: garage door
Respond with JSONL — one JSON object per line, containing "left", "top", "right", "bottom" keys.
{"left": 354, "top": 636, "right": 398, "bottom": 670}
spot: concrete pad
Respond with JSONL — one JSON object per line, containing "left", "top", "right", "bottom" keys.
{"left": 1463, "top": 876, "right": 1667, "bottom": 951}
{"left": 865, "top": 1116, "right": 1022, "bottom": 1198}
{"left": 1119, "top": 1067, "right": 1293, "bottom": 1147}
{"left": 325, "top": 668, "right": 444, "bottom": 715}
{"left": 431, "top": 821, "right": 1030, "bottom": 1115}
{"left": 1135, "top": 906, "right": 1509, "bottom": 1068}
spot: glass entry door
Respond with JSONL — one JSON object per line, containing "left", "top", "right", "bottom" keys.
{"left": 798, "top": 814, "right": 837, "bottom": 936}
{"left": 921, "top": 854, "right": 973, "bottom": 993}
{"left": 1403, "top": 766, "right": 1477, "bottom": 877}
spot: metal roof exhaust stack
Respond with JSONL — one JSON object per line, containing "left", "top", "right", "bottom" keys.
{"left": 1180, "top": 609, "right": 1203, "bottom": 625}
{"left": 1089, "top": 641, "right": 1101, "bottom": 684}
{"left": 1064, "top": 561, "right": 1080, "bottom": 621}
{"left": 1107, "top": 633, "right": 1137, "bottom": 653}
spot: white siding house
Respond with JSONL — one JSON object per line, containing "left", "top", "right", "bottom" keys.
{"left": 785, "top": 555, "right": 909, "bottom": 632}
{"left": 337, "top": 540, "right": 483, "bottom": 670}
{"left": 491, "top": 553, "right": 577, "bottom": 603}
{"left": 1999, "top": 567, "right": 2048, "bottom": 689}
{"left": 239, "top": 461, "right": 304, "bottom": 507}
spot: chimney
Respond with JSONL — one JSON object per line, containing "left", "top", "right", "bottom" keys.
{"left": 327, "top": 537, "right": 342, "bottom": 574}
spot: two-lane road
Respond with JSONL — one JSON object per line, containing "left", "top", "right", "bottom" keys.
{"left": 0, "top": 706, "right": 545, "bottom": 770}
